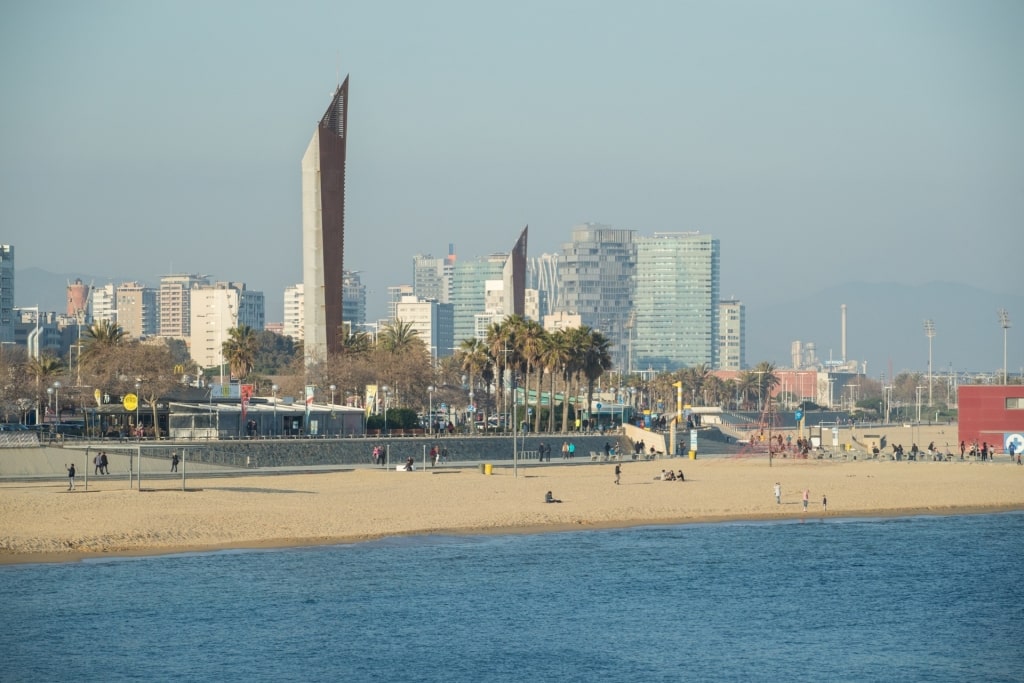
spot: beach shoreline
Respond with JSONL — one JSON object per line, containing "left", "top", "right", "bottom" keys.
{"left": 3, "top": 457, "right": 1022, "bottom": 566}
{"left": 3, "top": 504, "right": 1020, "bottom": 567}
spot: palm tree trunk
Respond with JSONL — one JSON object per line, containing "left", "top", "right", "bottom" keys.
{"left": 547, "top": 371, "right": 557, "bottom": 433}
{"left": 560, "top": 367, "right": 571, "bottom": 434}
{"left": 533, "top": 367, "right": 543, "bottom": 433}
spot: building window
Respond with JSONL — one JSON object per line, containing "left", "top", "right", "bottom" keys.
{"left": 1006, "top": 397, "right": 1024, "bottom": 410}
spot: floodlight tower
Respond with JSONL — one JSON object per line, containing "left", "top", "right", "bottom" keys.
{"left": 923, "top": 319, "right": 935, "bottom": 408}
{"left": 999, "top": 309, "right": 1011, "bottom": 385}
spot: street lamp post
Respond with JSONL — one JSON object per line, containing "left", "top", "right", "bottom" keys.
{"left": 382, "top": 385, "right": 390, "bottom": 437}
{"left": 329, "top": 384, "right": 336, "bottom": 436}
{"left": 135, "top": 381, "right": 142, "bottom": 440}
{"left": 427, "top": 385, "right": 435, "bottom": 435}
{"left": 53, "top": 381, "right": 61, "bottom": 423}
{"left": 924, "top": 320, "right": 935, "bottom": 408}
{"left": 999, "top": 309, "right": 1011, "bottom": 385}
{"left": 46, "top": 387, "right": 53, "bottom": 424}
{"left": 272, "top": 385, "right": 280, "bottom": 438}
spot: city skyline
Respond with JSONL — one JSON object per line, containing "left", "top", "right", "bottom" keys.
{"left": 3, "top": 1, "right": 1022, "bottom": 374}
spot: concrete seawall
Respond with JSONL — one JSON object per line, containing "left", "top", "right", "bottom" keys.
{"left": 0, "top": 434, "right": 632, "bottom": 477}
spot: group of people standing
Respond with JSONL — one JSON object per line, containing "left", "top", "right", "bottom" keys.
{"left": 775, "top": 482, "right": 826, "bottom": 512}
{"left": 92, "top": 451, "right": 110, "bottom": 475}
{"left": 428, "top": 444, "right": 449, "bottom": 466}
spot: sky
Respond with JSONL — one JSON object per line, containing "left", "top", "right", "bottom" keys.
{"left": 2, "top": 0, "right": 1022, "bottom": 374}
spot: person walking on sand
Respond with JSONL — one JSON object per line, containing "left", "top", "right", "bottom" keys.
{"left": 822, "top": 494, "right": 828, "bottom": 512}
{"left": 171, "top": 452, "right": 180, "bottom": 472}
{"left": 614, "top": 463, "right": 621, "bottom": 485}
{"left": 774, "top": 482, "right": 781, "bottom": 504}
{"left": 66, "top": 463, "right": 76, "bottom": 491}
{"left": 802, "top": 488, "right": 810, "bottom": 512}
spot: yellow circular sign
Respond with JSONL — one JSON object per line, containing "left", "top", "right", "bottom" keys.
{"left": 123, "top": 393, "right": 138, "bottom": 412}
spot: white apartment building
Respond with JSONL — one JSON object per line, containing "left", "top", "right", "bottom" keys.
{"left": 284, "top": 283, "right": 304, "bottom": 341}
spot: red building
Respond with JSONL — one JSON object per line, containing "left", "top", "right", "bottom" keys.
{"left": 958, "top": 385, "right": 1024, "bottom": 454}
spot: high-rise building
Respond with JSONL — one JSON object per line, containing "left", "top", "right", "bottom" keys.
{"left": 189, "top": 284, "right": 237, "bottom": 374}
{"left": 0, "top": 245, "right": 13, "bottom": 344}
{"left": 632, "top": 232, "right": 720, "bottom": 371}
{"left": 394, "top": 296, "right": 455, "bottom": 361}
{"left": 386, "top": 285, "right": 415, "bottom": 321}
{"left": 115, "top": 282, "right": 157, "bottom": 339}
{"left": 159, "top": 274, "right": 209, "bottom": 338}
{"left": 236, "top": 285, "right": 265, "bottom": 332}
{"left": 556, "top": 223, "right": 635, "bottom": 367}
{"left": 528, "top": 253, "right": 559, "bottom": 320}
{"left": 524, "top": 288, "right": 545, "bottom": 322}
{"left": 283, "top": 284, "right": 304, "bottom": 341}
{"left": 342, "top": 271, "right": 366, "bottom": 331}
{"left": 502, "top": 226, "right": 528, "bottom": 318}
{"left": 718, "top": 298, "right": 745, "bottom": 371}
{"left": 302, "top": 76, "right": 349, "bottom": 365}
{"left": 89, "top": 284, "right": 117, "bottom": 325}
{"left": 450, "top": 254, "right": 507, "bottom": 343}
{"left": 413, "top": 250, "right": 455, "bottom": 304}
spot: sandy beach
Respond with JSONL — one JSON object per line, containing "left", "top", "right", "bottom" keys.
{"left": 2, "top": 452, "right": 1022, "bottom": 565}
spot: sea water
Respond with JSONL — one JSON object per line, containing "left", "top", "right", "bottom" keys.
{"left": 2, "top": 513, "right": 1022, "bottom": 682}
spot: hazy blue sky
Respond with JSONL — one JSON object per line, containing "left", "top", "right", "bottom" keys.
{"left": 2, "top": 1, "right": 1021, "bottom": 372}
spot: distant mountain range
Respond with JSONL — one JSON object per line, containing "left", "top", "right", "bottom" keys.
{"left": 15, "top": 267, "right": 1022, "bottom": 377}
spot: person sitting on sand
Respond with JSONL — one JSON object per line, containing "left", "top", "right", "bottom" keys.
{"left": 677, "top": 470, "right": 685, "bottom": 482}
{"left": 544, "top": 491, "right": 562, "bottom": 503}
{"left": 663, "top": 470, "right": 676, "bottom": 481}
{"left": 404, "top": 457, "right": 414, "bottom": 472}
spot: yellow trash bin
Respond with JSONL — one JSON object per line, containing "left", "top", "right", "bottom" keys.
{"left": 689, "top": 450, "right": 697, "bottom": 460}
{"left": 484, "top": 463, "right": 493, "bottom": 475}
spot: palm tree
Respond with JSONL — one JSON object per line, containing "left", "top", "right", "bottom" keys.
{"left": 517, "top": 319, "right": 547, "bottom": 433}
{"left": 485, "top": 320, "right": 518, "bottom": 429}
{"left": 459, "top": 338, "right": 491, "bottom": 426}
{"left": 222, "top": 325, "right": 258, "bottom": 379}
{"left": 541, "top": 330, "right": 571, "bottom": 433}
{"left": 378, "top": 320, "right": 420, "bottom": 354}
{"left": 751, "top": 361, "right": 780, "bottom": 410}
{"left": 341, "top": 330, "right": 372, "bottom": 355}
{"left": 560, "top": 327, "right": 591, "bottom": 433}
{"left": 580, "top": 328, "right": 613, "bottom": 429}
{"left": 735, "top": 370, "right": 759, "bottom": 410}
{"left": 80, "top": 320, "right": 126, "bottom": 363}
